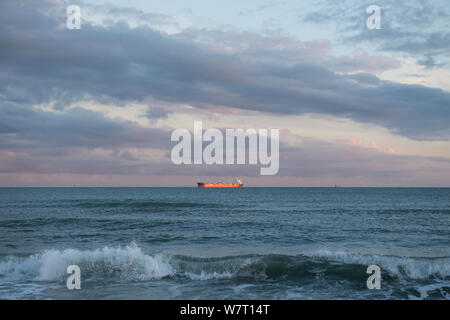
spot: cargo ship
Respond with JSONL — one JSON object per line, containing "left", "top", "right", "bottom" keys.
{"left": 197, "top": 177, "right": 243, "bottom": 188}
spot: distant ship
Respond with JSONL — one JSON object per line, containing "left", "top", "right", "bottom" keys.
{"left": 197, "top": 177, "right": 243, "bottom": 188}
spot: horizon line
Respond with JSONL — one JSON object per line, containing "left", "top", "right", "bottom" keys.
{"left": 1, "top": 186, "right": 449, "bottom": 188}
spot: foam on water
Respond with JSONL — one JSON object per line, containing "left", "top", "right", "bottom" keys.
{"left": 310, "top": 249, "right": 450, "bottom": 280}
{"left": 1, "top": 243, "right": 449, "bottom": 286}
{"left": 0, "top": 243, "right": 175, "bottom": 282}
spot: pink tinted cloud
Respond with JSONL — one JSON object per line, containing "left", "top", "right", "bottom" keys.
{"left": 372, "top": 142, "right": 383, "bottom": 152}
{"left": 330, "top": 54, "right": 402, "bottom": 74}
{"left": 388, "top": 147, "right": 398, "bottom": 155}
{"left": 350, "top": 139, "right": 363, "bottom": 146}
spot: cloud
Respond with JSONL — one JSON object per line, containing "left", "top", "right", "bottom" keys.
{"left": 145, "top": 106, "right": 170, "bottom": 119}
{"left": 327, "top": 54, "right": 401, "bottom": 74}
{"left": 2, "top": 1, "right": 448, "bottom": 141}
{"left": 238, "top": 1, "right": 285, "bottom": 16}
{"left": 0, "top": 103, "right": 171, "bottom": 150}
{"left": 0, "top": 0, "right": 449, "bottom": 187}
{"left": 1, "top": 131, "right": 449, "bottom": 187}
{"left": 372, "top": 142, "right": 383, "bottom": 152}
{"left": 417, "top": 55, "right": 446, "bottom": 68}
{"left": 302, "top": 0, "right": 450, "bottom": 68}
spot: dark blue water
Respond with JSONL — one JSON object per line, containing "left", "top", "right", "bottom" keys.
{"left": 0, "top": 187, "right": 449, "bottom": 299}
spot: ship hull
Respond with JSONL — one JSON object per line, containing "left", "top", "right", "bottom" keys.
{"left": 197, "top": 183, "right": 243, "bottom": 188}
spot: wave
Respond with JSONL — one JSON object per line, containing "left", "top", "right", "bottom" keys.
{"left": 0, "top": 243, "right": 449, "bottom": 284}
{"left": 71, "top": 200, "right": 219, "bottom": 209}
{"left": 0, "top": 243, "right": 175, "bottom": 282}
{"left": 308, "top": 249, "right": 450, "bottom": 280}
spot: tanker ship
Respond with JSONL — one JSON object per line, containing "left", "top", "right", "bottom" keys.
{"left": 197, "top": 177, "right": 243, "bottom": 188}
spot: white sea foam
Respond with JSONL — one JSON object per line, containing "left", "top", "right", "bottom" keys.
{"left": 309, "top": 249, "right": 450, "bottom": 280}
{"left": 184, "top": 271, "right": 233, "bottom": 280}
{"left": 414, "top": 281, "right": 450, "bottom": 299}
{"left": 0, "top": 243, "right": 175, "bottom": 282}
{"left": 0, "top": 243, "right": 251, "bottom": 283}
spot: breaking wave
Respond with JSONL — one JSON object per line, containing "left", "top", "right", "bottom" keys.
{"left": 0, "top": 243, "right": 449, "bottom": 284}
{"left": 0, "top": 243, "right": 175, "bottom": 282}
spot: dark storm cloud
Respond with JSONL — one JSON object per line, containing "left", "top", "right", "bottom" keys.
{"left": 0, "top": 0, "right": 449, "bottom": 141}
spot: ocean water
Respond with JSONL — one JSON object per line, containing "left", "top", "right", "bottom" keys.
{"left": 0, "top": 187, "right": 449, "bottom": 300}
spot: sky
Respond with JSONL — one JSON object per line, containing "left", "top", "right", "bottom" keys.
{"left": 0, "top": 0, "right": 449, "bottom": 187}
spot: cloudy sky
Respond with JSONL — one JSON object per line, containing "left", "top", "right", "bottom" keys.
{"left": 0, "top": 0, "right": 449, "bottom": 186}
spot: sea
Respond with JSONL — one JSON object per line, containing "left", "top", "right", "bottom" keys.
{"left": 0, "top": 187, "right": 449, "bottom": 300}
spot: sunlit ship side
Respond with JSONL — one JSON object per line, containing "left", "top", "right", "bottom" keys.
{"left": 197, "top": 177, "right": 243, "bottom": 188}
